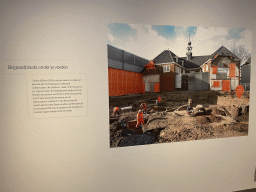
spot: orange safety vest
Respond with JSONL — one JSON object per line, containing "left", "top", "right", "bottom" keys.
{"left": 137, "top": 112, "right": 144, "bottom": 121}
{"left": 113, "top": 107, "right": 119, "bottom": 113}
{"left": 158, "top": 97, "right": 161, "bottom": 102}
{"left": 136, "top": 112, "right": 144, "bottom": 127}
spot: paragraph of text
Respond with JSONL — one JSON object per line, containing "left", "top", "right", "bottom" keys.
{"left": 27, "top": 74, "right": 87, "bottom": 118}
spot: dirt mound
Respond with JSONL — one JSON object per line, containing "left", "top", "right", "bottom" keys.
{"left": 242, "top": 91, "right": 250, "bottom": 99}
{"left": 228, "top": 123, "right": 248, "bottom": 133}
{"left": 211, "top": 107, "right": 226, "bottom": 116}
{"left": 208, "top": 115, "right": 222, "bottom": 123}
{"left": 230, "top": 105, "right": 240, "bottom": 119}
{"left": 240, "top": 105, "right": 249, "bottom": 114}
{"left": 196, "top": 116, "right": 210, "bottom": 124}
{"left": 159, "top": 125, "right": 214, "bottom": 142}
{"left": 236, "top": 113, "right": 249, "bottom": 122}
{"left": 196, "top": 114, "right": 222, "bottom": 123}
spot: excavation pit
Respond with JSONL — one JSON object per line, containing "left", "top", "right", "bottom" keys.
{"left": 110, "top": 91, "right": 249, "bottom": 147}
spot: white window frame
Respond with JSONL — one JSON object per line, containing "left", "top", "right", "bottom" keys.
{"left": 163, "top": 65, "right": 170, "bottom": 73}
{"left": 206, "top": 65, "right": 209, "bottom": 71}
{"left": 175, "top": 66, "right": 181, "bottom": 74}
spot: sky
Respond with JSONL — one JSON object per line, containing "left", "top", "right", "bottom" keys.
{"left": 107, "top": 24, "right": 252, "bottom": 61}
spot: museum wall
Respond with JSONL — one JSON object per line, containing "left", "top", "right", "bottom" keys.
{"left": 0, "top": 0, "right": 256, "bottom": 191}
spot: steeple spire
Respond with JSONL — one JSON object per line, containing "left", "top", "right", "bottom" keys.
{"left": 186, "top": 34, "right": 193, "bottom": 60}
{"left": 186, "top": 34, "right": 192, "bottom": 52}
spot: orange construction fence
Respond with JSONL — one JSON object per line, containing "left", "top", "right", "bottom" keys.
{"left": 222, "top": 80, "right": 230, "bottom": 91}
{"left": 154, "top": 83, "right": 160, "bottom": 92}
{"left": 108, "top": 68, "right": 145, "bottom": 96}
{"left": 229, "top": 63, "right": 236, "bottom": 77}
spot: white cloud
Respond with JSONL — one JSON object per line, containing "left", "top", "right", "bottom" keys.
{"left": 108, "top": 25, "right": 252, "bottom": 60}
{"left": 235, "top": 29, "right": 252, "bottom": 53}
{"left": 108, "top": 33, "right": 114, "bottom": 42}
{"left": 129, "top": 24, "right": 137, "bottom": 29}
{"left": 191, "top": 27, "right": 231, "bottom": 56}
{"left": 174, "top": 26, "right": 190, "bottom": 37}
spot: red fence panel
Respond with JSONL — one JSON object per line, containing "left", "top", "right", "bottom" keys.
{"left": 222, "top": 80, "right": 230, "bottom": 91}
{"left": 136, "top": 74, "right": 140, "bottom": 93}
{"left": 112, "top": 70, "right": 118, "bottom": 96}
{"left": 122, "top": 71, "right": 127, "bottom": 95}
{"left": 229, "top": 63, "right": 236, "bottom": 77}
{"left": 108, "top": 68, "right": 144, "bottom": 96}
{"left": 108, "top": 69, "right": 112, "bottom": 96}
{"left": 154, "top": 83, "right": 160, "bottom": 92}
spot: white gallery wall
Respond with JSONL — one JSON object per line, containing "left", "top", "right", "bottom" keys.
{"left": 0, "top": 1, "right": 256, "bottom": 192}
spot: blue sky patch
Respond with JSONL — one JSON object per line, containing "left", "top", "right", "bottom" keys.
{"left": 151, "top": 25, "right": 197, "bottom": 40}
{"left": 107, "top": 23, "right": 137, "bottom": 39}
{"left": 226, "top": 27, "right": 246, "bottom": 40}
{"left": 152, "top": 25, "right": 175, "bottom": 39}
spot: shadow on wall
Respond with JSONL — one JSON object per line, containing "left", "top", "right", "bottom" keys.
{"left": 234, "top": 188, "right": 256, "bottom": 192}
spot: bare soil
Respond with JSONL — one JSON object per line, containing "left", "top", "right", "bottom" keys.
{"left": 109, "top": 91, "right": 249, "bottom": 148}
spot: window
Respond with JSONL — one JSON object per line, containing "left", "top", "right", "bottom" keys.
{"left": 175, "top": 66, "right": 181, "bottom": 73}
{"left": 163, "top": 65, "right": 170, "bottom": 73}
{"left": 206, "top": 65, "right": 209, "bottom": 71}
{"left": 190, "top": 71, "right": 195, "bottom": 73}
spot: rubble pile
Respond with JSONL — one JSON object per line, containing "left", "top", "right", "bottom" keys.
{"left": 159, "top": 125, "right": 214, "bottom": 142}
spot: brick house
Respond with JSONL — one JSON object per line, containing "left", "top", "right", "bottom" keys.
{"left": 142, "top": 39, "right": 241, "bottom": 92}
{"left": 201, "top": 46, "right": 241, "bottom": 91}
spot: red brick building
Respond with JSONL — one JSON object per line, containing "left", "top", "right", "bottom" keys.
{"left": 142, "top": 39, "right": 241, "bottom": 92}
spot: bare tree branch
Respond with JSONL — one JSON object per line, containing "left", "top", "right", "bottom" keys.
{"left": 231, "top": 44, "right": 251, "bottom": 65}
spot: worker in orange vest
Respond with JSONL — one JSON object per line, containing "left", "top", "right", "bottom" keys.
{"left": 158, "top": 97, "right": 161, "bottom": 103}
{"left": 156, "top": 97, "right": 161, "bottom": 105}
{"left": 136, "top": 110, "right": 144, "bottom": 128}
{"left": 113, "top": 107, "right": 119, "bottom": 116}
{"left": 140, "top": 103, "right": 147, "bottom": 114}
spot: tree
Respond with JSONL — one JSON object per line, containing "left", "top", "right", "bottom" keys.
{"left": 231, "top": 44, "right": 251, "bottom": 65}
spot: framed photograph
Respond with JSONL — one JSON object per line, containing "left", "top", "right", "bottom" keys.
{"left": 107, "top": 24, "right": 252, "bottom": 148}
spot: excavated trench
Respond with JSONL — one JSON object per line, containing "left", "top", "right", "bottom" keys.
{"left": 110, "top": 110, "right": 249, "bottom": 147}
{"left": 109, "top": 91, "right": 249, "bottom": 148}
